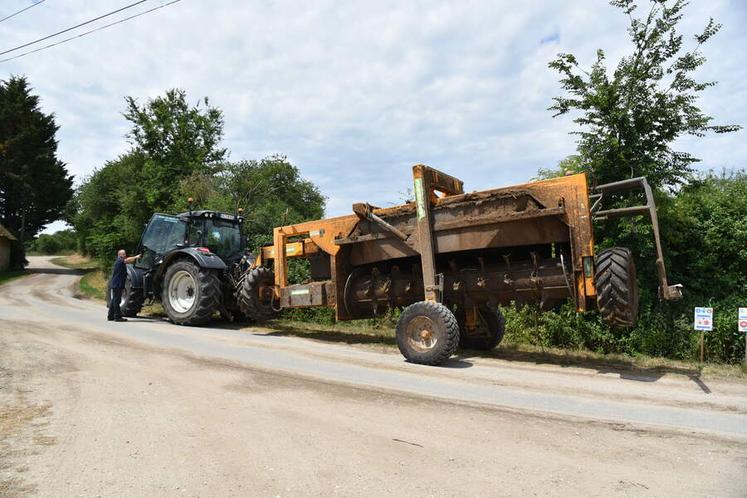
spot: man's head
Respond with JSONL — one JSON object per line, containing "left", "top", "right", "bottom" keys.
{"left": 117, "top": 249, "right": 126, "bottom": 258}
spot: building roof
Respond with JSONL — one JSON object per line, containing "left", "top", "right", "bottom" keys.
{"left": 0, "top": 223, "right": 17, "bottom": 241}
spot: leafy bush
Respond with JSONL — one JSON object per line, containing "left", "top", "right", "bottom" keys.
{"left": 26, "top": 229, "right": 78, "bottom": 255}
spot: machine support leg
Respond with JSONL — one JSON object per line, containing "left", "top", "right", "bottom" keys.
{"left": 592, "top": 177, "right": 683, "bottom": 301}
{"left": 413, "top": 165, "right": 440, "bottom": 302}
{"left": 273, "top": 228, "right": 287, "bottom": 297}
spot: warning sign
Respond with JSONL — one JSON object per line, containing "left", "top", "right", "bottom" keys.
{"left": 739, "top": 308, "right": 747, "bottom": 333}
{"left": 694, "top": 307, "right": 713, "bottom": 331}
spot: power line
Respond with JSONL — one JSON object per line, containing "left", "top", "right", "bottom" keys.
{"left": 0, "top": 0, "right": 149, "bottom": 56}
{"left": 0, "top": 0, "right": 47, "bottom": 24}
{"left": 0, "top": 0, "right": 181, "bottom": 63}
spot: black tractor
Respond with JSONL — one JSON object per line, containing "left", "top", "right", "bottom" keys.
{"left": 106, "top": 209, "right": 271, "bottom": 325}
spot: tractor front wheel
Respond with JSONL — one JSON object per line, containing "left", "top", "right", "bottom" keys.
{"left": 396, "top": 301, "right": 460, "bottom": 365}
{"left": 162, "top": 260, "right": 221, "bottom": 325}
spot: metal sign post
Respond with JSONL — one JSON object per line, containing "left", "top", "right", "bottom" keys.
{"left": 694, "top": 307, "right": 713, "bottom": 363}
{"left": 739, "top": 308, "right": 747, "bottom": 364}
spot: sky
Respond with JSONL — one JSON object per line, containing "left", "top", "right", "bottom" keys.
{"left": 2, "top": 0, "right": 745, "bottom": 233}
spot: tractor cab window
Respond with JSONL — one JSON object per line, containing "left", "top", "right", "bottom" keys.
{"left": 204, "top": 219, "right": 241, "bottom": 261}
{"left": 137, "top": 214, "right": 187, "bottom": 268}
{"left": 187, "top": 219, "right": 204, "bottom": 245}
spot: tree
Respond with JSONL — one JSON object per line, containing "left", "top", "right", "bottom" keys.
{"left": 73, "top": 152, "right": 150, "bottom": 261}
{"left": 663, "top": 170, "right": 747, "bottom": 302}
{"left": 549, "top": 0, "right": 740, "bottom": 191}
{"left": 0, "top": 76, "right": 73, "bottom": 268}
{"left": 73, "top": 89, "right": 326, "bottom": 267}
{"left": 74, "top": 89, "right": 228, "bottom": 264}
{"left": 533, "top": 155, "right": 584, "bottom": 180}
{"left": 174, "top": 156, "right": 326, "bottom": 250}
{"left": 26, "top": 229, "right": 79, "bottom": 255}
{"left": 124, "top": 89, "right": 226, "bottom": 210}
{"left": 662, "top": 170, "right": 747, "bottom": 362}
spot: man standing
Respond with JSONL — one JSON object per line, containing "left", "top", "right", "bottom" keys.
{"left": 108, "top": 249, "right": 140, "bottom": 322}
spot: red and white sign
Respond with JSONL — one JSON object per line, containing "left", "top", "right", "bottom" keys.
{"left": 739, "top": 308, "right": 747, "bottom": 333}
{"left": 694, "top": 307, "right": 713, "bottom": 331}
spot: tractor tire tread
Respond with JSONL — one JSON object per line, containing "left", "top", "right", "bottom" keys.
{"left": 595, "top": 247, "right": 639, "bottom": 328}
{"left": 237, "top": 267, "right": 278, "bottom": 322}
{"left": 163, "top": 260, "right": 221, "bottom": 326}
{"left": 396, "top": 301, "right": 460, "bottom": 365}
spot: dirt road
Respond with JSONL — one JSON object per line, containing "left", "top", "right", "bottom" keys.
{"left": 1, "top": 257, "right": 746, "bottom": 497}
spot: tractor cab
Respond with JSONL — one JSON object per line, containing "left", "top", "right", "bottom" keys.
{"left": 178, "top": 210, "right": 244, "bottom": 264}
{"left": 136, "top": 210, "right": 244, "bottom": 270}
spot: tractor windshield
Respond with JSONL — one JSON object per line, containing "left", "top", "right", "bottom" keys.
{"left": 202, "top": 219, "right": 242, "bottom": 262}
{"left": 137, "top": 214, "right": 187, "bottom": 269}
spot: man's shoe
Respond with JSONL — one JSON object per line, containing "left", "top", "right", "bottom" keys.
{"left": 114, "top": 318, "right": 128, "bottom": 322}
{"left": 107, "top": 318, "right": 114, "bottom": 321}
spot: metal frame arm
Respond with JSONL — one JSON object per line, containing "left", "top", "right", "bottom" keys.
{"left": 591, "top": 177, "right": 683, "bottom": 301}
{"left": 412, "top": 164, "right": 464, "bottom": 302}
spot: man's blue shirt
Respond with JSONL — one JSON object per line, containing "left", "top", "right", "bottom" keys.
{"left": 111, "top": 256, "right": 127, "bottom": 289}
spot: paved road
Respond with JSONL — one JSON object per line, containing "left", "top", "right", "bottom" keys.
{"left": 0, "top": 256, "right": 745, "bottom": 497}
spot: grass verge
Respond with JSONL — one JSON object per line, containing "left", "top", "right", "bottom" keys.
{"left": 78, "top": 270, "right": 107, "bottom": 300}
{"left": 50, "top": 254, "right": 98, "bottom": 270}
{"left": 0, "top": 270, "right": 26, "bottom": 286}
{"left": 26, "top": 250, "right": 75, "bottom": 257}
{"left": 75, "top": 268, "right": 165, "bottom": 317}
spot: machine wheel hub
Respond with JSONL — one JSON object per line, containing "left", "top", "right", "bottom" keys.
{"left": 168, "top": 270, "right": 197, "bottom": 313}
{"left": 406, "top": 316, "right": 438, "bottom": 351}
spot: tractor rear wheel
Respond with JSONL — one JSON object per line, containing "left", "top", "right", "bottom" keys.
{"left": 162, "top": 259, "right": 221, "bottom": 325}
{"left": 237, "top": 267, "right": 278, "bottom": 322}
{"left": 106, "top": 274, "right": 144, "bottom": 317}
{"left": 595, "top": 247, "right": 639, "bottom": 328}
{"left": 396, "top": 301, "right": 460, "bottom": 365}
{"left": 459, "top": 305, "right": 506, "bottom": 351}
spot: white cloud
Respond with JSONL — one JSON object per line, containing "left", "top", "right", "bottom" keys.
{"left": 3, "top": 0, "right": 744, "bottom": 233}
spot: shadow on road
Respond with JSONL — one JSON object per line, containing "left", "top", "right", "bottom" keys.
{"left": 251, "top": 321, "right": 711, "bottom": 384}
{"left": 262, "top": 323, "right": 397, "bottom": 347}
{"left": 460, "top": 345, "right": 710, "bottom": 391}
{"left": 27, "top": 266, "right": 92, "bottom": 276}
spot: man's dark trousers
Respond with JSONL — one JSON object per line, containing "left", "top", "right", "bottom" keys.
{"left": 108, "top": 256, "right": 127, "bottom": 320}
{"left": 108, "top": 287, "right": 123, "bottom": 320}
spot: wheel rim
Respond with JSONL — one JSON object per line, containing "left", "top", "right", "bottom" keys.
{"left": 168, "top": 270, "right": 197, "bottom": 313}
{"left": 120, "top": 280, "right": 130, "bottom": 308}
{"left": 405, "top": 316, "right": 438, "bottom": 352}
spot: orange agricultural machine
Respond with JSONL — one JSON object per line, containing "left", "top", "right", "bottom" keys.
{"left": 238, "top": 164, "right": 682, "bottom": 365}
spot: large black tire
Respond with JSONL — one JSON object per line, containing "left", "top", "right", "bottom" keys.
{"left": 595, "top": 247, "right": 639, "bottom": 328}
{"left": 396, "top": 301, "right": 460, "bottom": 365}
{"left": 106, "top": 274, "right": 145, "bottom": 318}
{"left": 161, "top": 259, "right": 221, "bottom": 325}
{"left": 459, "top": 305, "right": 506, "bottom": 351}
{"left": 237, "top": 267, "right": 278, "bottom": 322}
